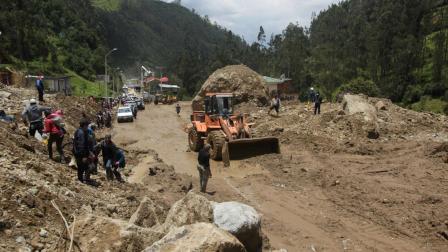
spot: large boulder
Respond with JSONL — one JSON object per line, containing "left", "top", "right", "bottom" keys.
{"left": 342, "top": 94, "right": 377, "bottom": 122}
{"left": 129, "top": 197, "right": 164, "bottom": 228}
{"left": 143, "top": 223, "right": 246, "bottom": 252}
{"left": 193, "top": 65, "right": 269, "bottom": 109}
{"left": 213, "top": 202, "right": 262, "bottom": 252}
{"left": 72, "top": 214, "right": 164, "bottom": 252}
{"left": 162, "top": 192, "right": 213, "bottom": 230}
{"left": 342, "top": 94, "right": 380, "bottom": 139}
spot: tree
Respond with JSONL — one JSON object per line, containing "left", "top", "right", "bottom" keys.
{"left": 257, "top": 26, "right": 266, "bottom": 47}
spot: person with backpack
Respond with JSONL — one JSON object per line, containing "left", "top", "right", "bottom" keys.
{"left": 21, "top": 99, "right": 50, "bottom": 137}
{"left": 73, "top": 119, "right": 95, "bottom": 183}
{"left": 314, "top": 92, "right": 323, "bottom": 115}
{"left": 43, "top": 110, "right": 66, "bottom": 162}
{"left": 35, "top": 76, "right": 45, "bottom": 102}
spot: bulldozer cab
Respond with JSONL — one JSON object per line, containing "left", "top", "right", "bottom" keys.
{"left": 204, "top": 94, "right": 233, "bottom": 116}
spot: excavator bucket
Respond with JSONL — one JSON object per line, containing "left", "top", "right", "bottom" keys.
{"left": 222, "top": 137, "right": 280, "bottom": 167}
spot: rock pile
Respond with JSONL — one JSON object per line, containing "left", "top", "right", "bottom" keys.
{"left": 193, "top": 65, "right": 269, "bottom": 109}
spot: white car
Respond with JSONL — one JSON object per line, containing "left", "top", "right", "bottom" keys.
{"left": 117, "top": 106, "right": 134, "bottom": 123}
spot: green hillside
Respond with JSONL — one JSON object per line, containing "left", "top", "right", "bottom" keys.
{"left": 92, "top": 0, "right": 121, "bottom": 11}
{"left": 0, "top": 0, "right": 249, "bottom": 96}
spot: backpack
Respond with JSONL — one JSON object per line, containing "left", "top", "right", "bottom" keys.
{"left": 27, "top": 105, "right": 42, "bottom": 122}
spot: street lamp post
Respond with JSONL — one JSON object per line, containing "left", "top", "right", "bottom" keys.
{"left": 104, "top": 48, "right": 117, "bottom": 97}
{"left": 113, "top": 67, "right": 120, "bottom": 95}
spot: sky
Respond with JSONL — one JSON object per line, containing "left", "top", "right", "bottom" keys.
{"left": 164, "top": 0, "right": 337, "bottom": 43}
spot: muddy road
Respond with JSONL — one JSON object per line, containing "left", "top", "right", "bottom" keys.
{"left": 111, "top": 102, "right": 429, "bottom": 252}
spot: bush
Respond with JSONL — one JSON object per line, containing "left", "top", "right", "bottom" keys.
{"left": 410, "top": 96, "right": 447, "bottom": 114}
{"left": 332, "top": 77, "right": 379, "bottom": 100}
{"left": 403, "top": 85, "right": 424, "bottom": 104}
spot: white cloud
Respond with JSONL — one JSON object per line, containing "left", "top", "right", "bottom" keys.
{"left": 164, "top": 0, "right": 337, "bottom": 42}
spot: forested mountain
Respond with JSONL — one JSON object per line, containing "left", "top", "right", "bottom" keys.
{"left": 0, "top": 0, "right": 248, "bottom": 95}
{"left": 0, "top": 0, "right": 106, "bottom": 77}
{"left": 254, "top": 0, "right": 448, "bottom": 112}
{"left": 1, "top": 0, "right": 447, "bottom": 112}
{"left": 98, "top": 0, "right": 247, "bottom": 87}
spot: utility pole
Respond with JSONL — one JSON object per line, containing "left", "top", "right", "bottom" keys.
{"left": 104, "top": 48, "right": 117, "bottom": 97}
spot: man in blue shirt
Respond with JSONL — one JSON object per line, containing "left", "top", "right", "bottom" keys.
{"left": 36, "top": 76, "right": 45, "bottom": 102}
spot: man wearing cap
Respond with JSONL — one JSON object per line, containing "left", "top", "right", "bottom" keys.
{"left": 197, "top": 144, "right": 212, "bottom": 193}
{"left": 36, "top": 76, "right": 45, "bottom": 102}
{"left": 21, "top": 99, "right": 50, "bottom": 137}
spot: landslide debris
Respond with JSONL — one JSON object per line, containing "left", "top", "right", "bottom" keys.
{"left": 0, "top": 85, "right": 270, "bottom": 252}
{"left": 193, "top": 65, "right": 269, "bottom": 109}
{"left": 237, "top": 93, "right": 448, "bottom": 251}
{"left": 249, "top": 94, "right": 448, "bottom": 152}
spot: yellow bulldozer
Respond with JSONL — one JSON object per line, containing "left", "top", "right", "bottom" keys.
{"left": 188, "top": 93, "right": 280, "bottom": 166}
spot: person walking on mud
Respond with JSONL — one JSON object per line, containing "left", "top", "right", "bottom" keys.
{"left": 268, "top": 95, "right": 281, "bottom": 116}
{"left": 197, "top": 144, "right": 212, "bottom": 193}
{"left": 73, "top": 119, "right": 95, "bottom": 183}
{"left": 35, "top": 76, "right": 45, "bottom": 102}
{"left": 314, "top": 92, "right": 323, "bottom": 115}
{"left": 175, "top": 103, "right": 181, "bottom": 116}
{"left": 97, "top": 134, "right": 124, "bottom": 182}
{"left": 21, "top": 98, "right": 50, "bottom": 137}
{"left": 43, "top": 110, "right": 66, "bottom": 162}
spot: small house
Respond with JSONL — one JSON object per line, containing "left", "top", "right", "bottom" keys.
{"left": 26, "top": 76, "right": 72, "bottom": 96}
{"left": 263, "top": 76, "right": 296, "bottom": 99}
{"left": 45, "top": 76, "right": 72, "bottom": 96}
{"left": 0, "top": 67, "right": 25, "bottom": 86}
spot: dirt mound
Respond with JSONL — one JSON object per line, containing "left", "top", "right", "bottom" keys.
{"left": 193, "top": 65, "right": 269, "bottom": 109}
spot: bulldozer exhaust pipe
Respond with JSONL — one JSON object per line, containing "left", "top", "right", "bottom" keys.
{"left": 222, "top": 137, "right": 280, "bottom": 167}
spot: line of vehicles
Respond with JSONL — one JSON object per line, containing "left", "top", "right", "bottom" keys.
{"left": 117, "top": 82, "right": 181, "bottom": 123}
{"left": 117, "top": 95, "right": 145, "bottom": 123}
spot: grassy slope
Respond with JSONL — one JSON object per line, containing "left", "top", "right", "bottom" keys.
{"left": 411, "top": 97, "right": 447, "bottom": 114}
{"left": 66, "top": 69, "right": 105, "bottom": 97}
{"left": 92, "top": 0, "right": 121, "bottom": 11}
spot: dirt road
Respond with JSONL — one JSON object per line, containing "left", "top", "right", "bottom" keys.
{"left": 112, "top": 102, "right": 429, "bottom": 251}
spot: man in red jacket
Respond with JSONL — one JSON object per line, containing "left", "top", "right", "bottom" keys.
{"left": 43, "top": 110, "right": 66, "bottom": 162}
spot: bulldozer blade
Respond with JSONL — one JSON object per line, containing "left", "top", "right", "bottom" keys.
{"left": 222, "top": 137, "right": 280, "bottom": 166}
